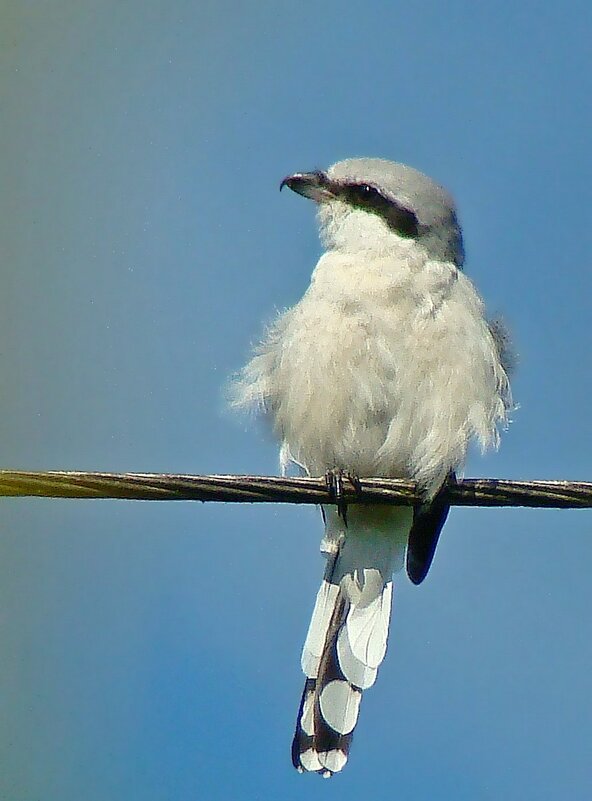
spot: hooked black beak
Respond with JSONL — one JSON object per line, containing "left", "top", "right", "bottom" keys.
{"left": 279, "top": 171, "right": 336, "bottom": 202}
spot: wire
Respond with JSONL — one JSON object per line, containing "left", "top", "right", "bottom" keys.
{"left": 0, "top": 471, "right": 590, "bottom": 508}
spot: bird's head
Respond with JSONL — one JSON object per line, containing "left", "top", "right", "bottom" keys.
{"left": 280, "top": 158, "right": 464, "bottom": 265}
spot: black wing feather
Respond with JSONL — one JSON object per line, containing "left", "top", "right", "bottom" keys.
{"left": 406, "top": 475, "right": 454, "bottom": 585}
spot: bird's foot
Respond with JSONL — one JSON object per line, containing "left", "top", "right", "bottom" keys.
{"left": 325, "top": 468, "right": 347, "bottom": 523}
{"left": 344, "top": 470, "right": 362, "bottom": 495}
{"left": 325, "top": 469, "right": 362, "bottom": 525}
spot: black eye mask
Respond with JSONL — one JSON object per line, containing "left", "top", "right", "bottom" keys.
{"left": 341, "top": 182, "right": 420, "bottom": 239}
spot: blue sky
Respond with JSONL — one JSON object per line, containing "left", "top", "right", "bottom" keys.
{"left": 1, "top": 2, "right": 591, "bottom": 799}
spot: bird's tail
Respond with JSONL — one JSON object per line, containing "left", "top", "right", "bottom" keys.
{"left": 292, "top": 505, "right": 412, "bottom": 776}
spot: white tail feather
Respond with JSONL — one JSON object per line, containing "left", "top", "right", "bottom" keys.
{"left": 336, "top": 627, "right": 378, "bottom": 689}
{"left": 301, "top": 580, "right": 339, "bottom": 677}
{"left": 318, "top": 680, "right": 362, "bottom": 734}
{"left": 346, "top": 579, "right": 393, "bottom": 668}
{"left": 292, "top": 505, "right": 412, "bottom": 775}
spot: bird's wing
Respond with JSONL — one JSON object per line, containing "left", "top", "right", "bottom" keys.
{"left": 405, "top": 475, "right": 454, "bottom": 585}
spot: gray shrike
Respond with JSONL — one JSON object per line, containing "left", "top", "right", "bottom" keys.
{"left": 232, "top": 158, "right": 513, "bottom": 776}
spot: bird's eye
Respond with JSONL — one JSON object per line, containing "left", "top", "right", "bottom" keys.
{"left": 349, "top": 183, "right": 379, "bottom": 202}
{"left": 342, "top": 181, "right": 420, "bottom": 237}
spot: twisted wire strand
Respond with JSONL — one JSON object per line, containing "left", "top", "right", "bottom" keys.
{"left": 0, "top": 471, "right": 590, "bottom": 508}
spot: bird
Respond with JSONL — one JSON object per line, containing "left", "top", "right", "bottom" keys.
{"left": 231, "top": 158, "right": 513, "bottom": 777}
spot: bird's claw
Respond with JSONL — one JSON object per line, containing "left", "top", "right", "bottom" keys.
{"left": 345, "top": 471, "right": 362, "bottom": 495}
{"left": 324, "top": 469, "right": 362, "bottom": 525}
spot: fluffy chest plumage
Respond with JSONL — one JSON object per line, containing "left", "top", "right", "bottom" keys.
{"left": 237, "top": 248, "right": 509, "bottom": 491}
{"left": 272, "top": 253, "right": 457, "bottom": 471}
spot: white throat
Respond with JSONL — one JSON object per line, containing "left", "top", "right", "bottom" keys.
{"left": 317, "top": 201, "right": 422, "bottom": 259}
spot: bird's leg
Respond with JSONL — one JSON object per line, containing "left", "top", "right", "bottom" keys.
{"left": 325, "top": 468, "right": 348, "bottom": 524}
{"left": 325, "top": 468, "right": 361, "bottom": 525}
